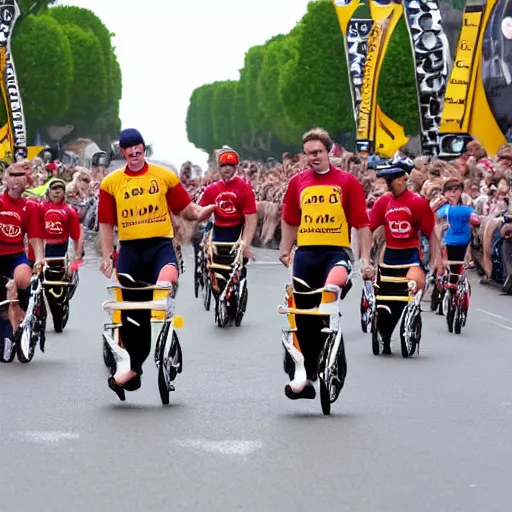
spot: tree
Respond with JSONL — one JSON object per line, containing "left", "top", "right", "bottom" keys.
{"left": 194, "top": 83, "right": 216, "bottom": 153}
{"left": 211, "top": 80, "right": 237, "bottom": 149}
{"left": 49, "top": 6, "right": 114, "bottom": 110}
{"left": 60, "top": 24, "right": 107, "bottom": 134}
{"left": 378, "top": 18, "right": 419, "bottom": 135}
{"left": 279, "top": 0, "right": 354, "bottom": 143}
{"left": 18, "top": 0, "right": 56, "bottom": 19}
{"left": 186, "top": 88, "right": 201, "bottom": 151}
{"left": 11, "top": 14, "right": 73, "bottom": 139}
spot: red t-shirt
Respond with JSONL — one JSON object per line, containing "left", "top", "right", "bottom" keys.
{"left": 0, "top": 191, "right": 42, "bottom": 256}
{"left": 282, "top": 166, "right": 369, "bottom": 248}
{"left": 370, "top": 190, "right": 435, "bottom": 250}
{"left": 40, "top": 199, "right": 82, "bottom": 245}
{"left": 199, "top": 176, "right": 257, "bottom": 227}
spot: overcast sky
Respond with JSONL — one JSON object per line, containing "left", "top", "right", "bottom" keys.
{"left": 58, "top": 0, "right": 313, "bottom": 169}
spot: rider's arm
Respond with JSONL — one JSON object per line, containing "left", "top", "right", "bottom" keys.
{"left": 68, "top": 206, "right": 84, "bottom": 259}
{"left": 98, "top": 188, "right": 117, "bottom": 261}
{"left": 167, "top": 179, "right": 216, "bottom": 221}
{"left": 280, "top": 177, "right": 300, "bottom": 255}
{"left": 27, "top": 202, "right": 44, "bottom": 262}
{"left": 469, "top": 212, "right": 481, "bottom": 227}
{"left": 344, "top": 175, "right": 371, "bottom": 263}
{"left": 420, "top": 200, "right": 442, "bottom": 268}
{"left": 241, "top": 183, "right": 258, "bottom": 247}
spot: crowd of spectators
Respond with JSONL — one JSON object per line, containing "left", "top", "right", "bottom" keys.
{"left": 176, "top": 141, "right": 512, "bottom": 249}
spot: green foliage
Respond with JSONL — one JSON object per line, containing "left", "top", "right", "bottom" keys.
{"left": 11, "top": 14, "right": 73, "bottom": 137}
{"left": 60, "top": 24, "right": 107, "bottom": 128}
{"left": 378, "top": 17, "right": 419, "bottom": 135}
{"left": 0, "top": 3, "right": 123, "bottom": 147}
{"left": 211, "top": 80, "right": 237, "bottom": 148}
{"left": 186, "top": 0, "right": 421, "bottom": 159}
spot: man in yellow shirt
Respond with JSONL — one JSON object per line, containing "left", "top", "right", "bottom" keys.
{"left": 98, "top": 128, "right": 215, "bottom": 399}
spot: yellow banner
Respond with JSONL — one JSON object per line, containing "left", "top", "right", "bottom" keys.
{"left": 439, "top": 0, "right": 506, "bottom": 154}
{"left": 440, "top": 11, "right": 483, "bottom": 132}
{"left": 357, "top": 2, "right": 403, "bottom": 143}
{"left": 332, "top": 0, "right": 361, "bottom": 33}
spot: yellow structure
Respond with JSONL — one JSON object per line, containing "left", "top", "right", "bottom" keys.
{"left": 439, "top": 0, "right": 506, "bottom": 155}
{"left": 331, "top": 0, "right": 408, "bottom": 157}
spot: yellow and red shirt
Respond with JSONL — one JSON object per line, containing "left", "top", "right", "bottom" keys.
{"left": 98, "top": 162, "right": 191, "bottom": 241}
{"left": 282, "top": 165, "right": 369, "bottom": 248}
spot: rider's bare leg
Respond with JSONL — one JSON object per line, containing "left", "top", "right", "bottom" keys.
{"left": 8, "top": 264, "right": 32, "bottom": 332}
{"left": 406, "top": 265, "right": 425, "bottom": 296}
{"left": 482, "top": 217, "right": 501, "bottom": 278}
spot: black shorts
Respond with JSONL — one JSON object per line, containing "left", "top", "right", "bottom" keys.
{"left": 293, "top": 245, "right": 352, "bottom": 291}
{"left": 0, "top": 252, "right": 30, "bottom": 279}
{"left": 117, "top": 237, "right": 177, "bottom": 284}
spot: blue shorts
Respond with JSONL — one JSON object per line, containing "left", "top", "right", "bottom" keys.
{"left": 117, "top": 237, "right": 177, "bottom": 284}
{"left": 212, "top": 224, "right": 243, "bottom": 242}
{"left": 293, "top": 246, "right": 352, "bottom": 290}
{"left": 45, "top": 243, "right": 68, "bottom": 258}
{"left": 0, "top": 252, "right": 30, "bottom": 278}
{"left": 383, "top": 248, "right": 427, "bottom": 272}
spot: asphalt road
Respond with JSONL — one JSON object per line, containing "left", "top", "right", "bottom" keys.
{"left": 1, "top": 246, "right": 512, "bottom": 511}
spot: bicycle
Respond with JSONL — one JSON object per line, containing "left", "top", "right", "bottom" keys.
{"left": 371, "top": 262, "right": 423, "bottom": 358}
{"left": 193, "top": 222, "right": 212, "bottom": 310}
{"left": 442, "top": 260, "right": 470, "bottom": 335}
{"left": 14, "top": 269, "right": 47, "bottom": 363}
{"left": 206, "top": 239, "right": 247, "bottom": 327}
{"left": 360, "top": 278, "right": 376, "bottom": 334}
{"left": 0, "top": 275, "right": 17, "bottom": 363}
{"left": 101, "top": 273, "right": 184, "bottom": 405}
{"left": 278, "top": 273, "right": 349, "bottom": 416}
{"left": 42, "top": 256, "right": 81, "bottom": 334}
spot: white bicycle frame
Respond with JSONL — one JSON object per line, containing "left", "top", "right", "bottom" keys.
{"left": 102, "top": 282, "right": 177, "bottom": 376}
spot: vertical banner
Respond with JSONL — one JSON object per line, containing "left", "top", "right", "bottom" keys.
{"left": 332, "top": 0, "right": 408, "bottom": 156}
{"left": 402, "top": 0, "right": 451, "bottom": 156}
{"left": 438, "top": 0, "right": 506, "bottom": 157}
{"left": 356, "top": 0, "right": 403, "bottom": 153}
{"left": 0, "top": 0, "right": 27, "bottom": 161}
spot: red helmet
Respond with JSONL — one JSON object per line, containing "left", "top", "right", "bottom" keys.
{"left": 218, "top": 150, "right": 239, "bottom": 166}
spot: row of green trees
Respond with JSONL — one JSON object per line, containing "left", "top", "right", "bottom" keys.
{"left": 186, "top": 0, "right": 419, "bottom": 160}
{"left": 1, "top": 0, "right": 122, "bottom": 146}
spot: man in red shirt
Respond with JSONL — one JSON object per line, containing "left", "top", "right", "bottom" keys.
{"left": 280, "top": 127, "right": 372, "bottom": 400}
{"left": 199, "top": 148, "right": 257, "bottom": 259}
{"left": 369, "top": 164, "right": 444, "bottom": 354}
{"left": 40, "top": 177, "right": 84, "bottom": 261}
{"left": 0, "top": 162, "right": 44, "bottom": 331}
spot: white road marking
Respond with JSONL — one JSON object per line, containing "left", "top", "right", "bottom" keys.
{"left": 11, "top": 431, "right": 80, "bottom": 445}
{"left": 484, "top": 319, "right": 512, "bottom": 332}
{"left": 173, "top": 439, "right": 262, "bottom": 456}
{"left": 476, "top": 309, "right": 512, "bottom": 324}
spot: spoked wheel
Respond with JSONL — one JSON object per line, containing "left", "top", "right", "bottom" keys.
{"left": 215, "top": 300, "right": 229, "bottom": 328}
{"left": 52, "top": 301, "right": 69, "bottom": 333}
{"left": 235, "top": 283, "right": 248, "bottom": 327}
{"left": 454, "top": 306, "right": 463, "bottom": 335}
{"left": 102, "top": 335, "right": 117, "bottom": 374}
{"left": 157, "top": 326, "right": 182, "bottom": 406}
{"left": 400, "top": 307, "right": 421, "bottom": 358}
{"left": 203, "top": 280, "right": 212, "bottom": 311}
{"left": 193, "top": 249, "right": 202, "bottom": 299}
{"left": 446, "top": 294, "right": 455, "bottom": 333}
{"left": 430, "top": 285, "right": 441, "bottom": 312}
{"left": 16, "top": 322, "right": 37, "bottom": 363}
{"left": 371, "top": 314, "right": 380, "bottom": 356}
{"left": 319, "top": 333, "right": 347, "bottom": 416}
{"left": 0, "top": 327, "right": 16, "bottom": 363}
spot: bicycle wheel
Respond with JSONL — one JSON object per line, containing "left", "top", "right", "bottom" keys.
{"left": 102, "top": 334, "right": 116, "bottom": 374}
{"left": 157, "top": 327, "right": 182, "bottom": 406}
{"left": 203, "top": 280, "right": 212, "bottom": 311}
{"left": 319, "top": 333, "right": 347, "bottom": 416}
{"left": 371, "top": 314, "right": 380, "bottom": 356}
{"left": 156, "top": 323, "right": 171, "bottom": 405}
{"left": 235, "top": 283, "right": 248, "bottom": 327}
{"left": 430, "top": 285, "right": 440, "bottom": 312}
{"left": 16, "top": 323, "right": 36, "bottom": 363}
{"left": 446, "top": 294, "right": 455, "bottom": 333}
{"left": 0, "top": 330, "right": 16, "bottom": 363}
{"left": 454, "top": 305, "right": 462, "bottom": 335}
{"left": 193, "top": 248, "right": 201, "bottom": 299}
{"left": 400, "top": 307, "right": 421, "bottom": 358}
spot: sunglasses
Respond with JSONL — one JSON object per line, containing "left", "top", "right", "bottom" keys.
{"left": 50, "top": 185, "right": 64, "bottom": 191}
{"left": 127, "top": 151, "right": 143, "bottom": 158}
{"left": 445, "top": 186, "right": 462, "bottom": 192}
{"left": 9, "top": 172, "right": 26, "bottom": 177}
{"left": 80, "top": 177, "right": 91, "bottom": 183}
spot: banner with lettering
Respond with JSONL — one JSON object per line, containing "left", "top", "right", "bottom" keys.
{"left": 439, "top": 0, "right": 506, "bottom": 156}
{"left": 0, "top": 0, "right": 27, "bottom": 161}
{"left": 356, "top": 0, "right": 403, "bottom": 154}
{"left": 331, "top": 0, "right": 408, "bottom": 156}
{"left": 402, "top": 0, "right": 451, "bottom": 156}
